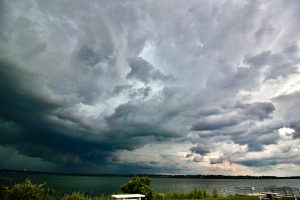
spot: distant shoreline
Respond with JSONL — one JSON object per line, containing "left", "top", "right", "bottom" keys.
{"left": 1, "top": 169, "right": 300, "bottom": 179}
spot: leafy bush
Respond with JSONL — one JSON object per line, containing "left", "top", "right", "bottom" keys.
{"left": 0, "top": 179, "right": 112, "bottom": 200}
{"left": 121, "top": 176, "right": 154, "bottom": 200}
{"left": 5, "top": 179, "right": 56, "bottom": 200}
{"left": 0, "top": 185, "right": 9, "bottom": 199}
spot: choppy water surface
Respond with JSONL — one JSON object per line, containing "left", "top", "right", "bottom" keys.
{"left": 152, "top": 178, "right": 300, "bottom": 195}
{"left": 1, "top": 172, "right": 300, "bottom": 196}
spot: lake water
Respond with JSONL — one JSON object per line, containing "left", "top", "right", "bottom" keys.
{"left": 1, "top": 172, "right": 300, "bottom": 196}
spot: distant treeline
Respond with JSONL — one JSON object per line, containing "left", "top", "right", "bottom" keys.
{"left": 1, "top": 169, "right": 299, "bottom": 179}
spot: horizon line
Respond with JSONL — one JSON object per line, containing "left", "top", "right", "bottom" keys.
{"left": 1, "top": 169, "right": 299, "bottom": 179}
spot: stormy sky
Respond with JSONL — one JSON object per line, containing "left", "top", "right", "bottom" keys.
{"left": 1, "top": 0, "right": 300, "bottom": 176}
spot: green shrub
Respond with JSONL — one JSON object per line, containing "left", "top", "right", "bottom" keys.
{"left": 0, "top": 185, "right": 9, "bottom": 199}
{"left": 121, "top": 176, "right": 154, "bottom": 200}
{"left": 5, "top": 179, "right": 56, "bottom": 200}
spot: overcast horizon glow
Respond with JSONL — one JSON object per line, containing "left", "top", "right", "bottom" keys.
{"left": 1, "top": 0, "right": 300, "bottom": 176}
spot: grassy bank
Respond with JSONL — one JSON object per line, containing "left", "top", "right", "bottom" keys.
{"left": 161, "top": 188, "right": 219, "bottom": 199}
{"left": 0, "top": 179, "right": 260, "bottom": 200}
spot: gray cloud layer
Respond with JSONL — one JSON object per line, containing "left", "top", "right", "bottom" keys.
{"left": 1, "top": 0, "right": 300, "bottom": 175}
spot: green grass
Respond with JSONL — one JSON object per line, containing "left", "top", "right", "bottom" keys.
{"left": 201, "top": 196, "right": 258, "bottom": 200}
{"left": 164, "top": 189, "right": 210, "bottom": 199}
{"left": 161, "top": 187, "right": 222, "bottom": 199}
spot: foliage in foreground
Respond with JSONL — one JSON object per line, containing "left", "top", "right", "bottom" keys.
{"left": 0, "top": 179, "right": 111, "bottom": 200}
{"left": 3, "top": 179, "right": 56, "bottom": 200}
{"left": 0, "top": 178, "right": 271, "bottom": 200}
{"left": 121, "top": 176, "right": 154, "bottom": 200}
{"left": 163, "top": 188, "right": 219, "bottom": 199}
{"left": 199, "top": 196, "right": 258, "bottom": 200}
{"left": 61, "top": 192, "right": 90, "bottom": 200}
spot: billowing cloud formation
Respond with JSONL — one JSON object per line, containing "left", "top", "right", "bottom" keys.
{"left": 1, "top": 0, "right": 300, "bottom": 175}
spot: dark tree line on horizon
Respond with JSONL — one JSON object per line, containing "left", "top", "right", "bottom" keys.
{"left": 1, "top": 169, "right": 300, "bottom": 179}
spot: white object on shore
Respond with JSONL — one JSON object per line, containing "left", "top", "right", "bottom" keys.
{"left": 112, "top": 194, "right": 145, "bottom": 200}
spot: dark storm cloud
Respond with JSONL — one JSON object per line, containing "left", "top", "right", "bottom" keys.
{"left": 0, "top": 59, "right": 178, "bottom": 170}
{"left": 235, "top": 151, "right": 300, "bottom": 167}
{"left": 237, "top": 102, "right": 275, "bottom": 120}
{"left": 191, "top": 119, "right": 282, "bottom": 154}
{"left": 231, "top": 121, "right": 282, "bottom": 151}
{"left": 105, "top": 102, "right": 181, "bottom": 140}
{"left": 237, "top": 159, "right": 278, "bottom": 167}
{"left": 241, "top": 124, "right": 281, "bottom": 150}
{"left": 191, "top": 102, "right": 275, "bottom": 131}
{"left": 188, "top": 107, "right": 225, "bottom": 117}
{"left": 0, "top": 60, "right": 89, "bottom": 166}
{"left": 190, "top": 144, "right": 210, "bottom": 155}
{"left": 0, "top": 0, "right": 168, "bottom": 171}
{"left": 0, "top": 59, "right": 62, "bottom": 119}
{"left": 0, "top": 146, "right": 60, "bottom": 172}
{"left": 191, "top": 116, "right": 240, "bottom": 131}
{"left": 1, "top": 0, "right": 300, "bottom": 175}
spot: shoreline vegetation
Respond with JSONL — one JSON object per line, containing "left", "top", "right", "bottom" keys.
{"left": 1, "top": 169, "right": 300, "bottom": 179}
{"left": 0, "top": 178, "right": 245, "bottom": 200}
{"left": 0, "top": 177, "right": 298, "bottom": 200}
